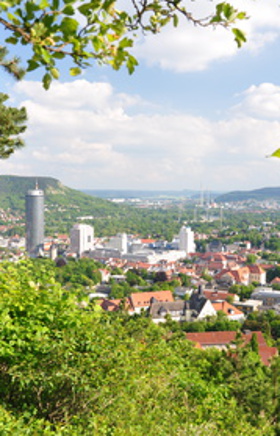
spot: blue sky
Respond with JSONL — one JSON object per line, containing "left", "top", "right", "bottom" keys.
{"left": 3, "top": 0, "right": 280, "bottom": 192}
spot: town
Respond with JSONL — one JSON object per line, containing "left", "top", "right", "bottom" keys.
{"left": 3, "top": 183, "right": 279, "bottom": 368}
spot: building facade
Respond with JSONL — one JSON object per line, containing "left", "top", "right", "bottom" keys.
{"left": 178, "top": 226, "right": 195, "bottom": 254}
{"left": 70, "top": 223, "right": 94, "bottom": 256}
{"left": 25, "top": 187, "right": 44, "bottom": 257}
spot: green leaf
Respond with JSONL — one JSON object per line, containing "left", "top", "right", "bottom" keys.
{"left": 173, "top": 14, "right": 179, "bottom": 27}
{"left": 40, "top": 47, "right": 52, "bottom": 63}
{"left": 126, "top": 55, "right": 138, "bottom": 74}
{"left": 51, "top": 0, "right": 59, "bottom": 9}
{"left": 60, "top": 17, "right": 79, "bottom": 36}
{"left": 69, "top": 67, "right": 81, "bottom": 76}
{"left": 39, "top": 0, "right": 49, "bottom": 9}
{"left": 63, "top": 4, "right": 75, "bottom": 15}
{"left": 0, "top": 2, "right": 9, "bottom": 11}
{"left": 5, "top": 36, "right": 18, "bottom": 45}
{"left": 52, "top": 52, "right": 65, "bottom": 59}
{"left": 119, "top": 37, "right": 133, "bottom": 49}
{"left": 232, "top": 28, "right": 246, "bottom": 48}
{"left": 270, "top": 148, "right": 280, "bottom": 158}
{"left": 50, "top": 67, "right": 60, "bottom": 79}
{"left": 27, "top": 60, "right": 40, "bottom": 71}
{"left": 78, "top": 2, "right": 93, "bottom": 16}
{"left": 7, "top": 12, "right": 21, "bottom": 25}
{"left": 43, "top": 72, "right": 52, "bottom": 89}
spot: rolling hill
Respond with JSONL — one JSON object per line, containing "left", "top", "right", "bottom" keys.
{"left": 215, "top": 187, "right": 280, "bottom": 203}
{"left": 0, "top": 175, "right": 120, "bottom": 215}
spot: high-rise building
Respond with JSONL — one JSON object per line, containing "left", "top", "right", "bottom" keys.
{"left": 70, "top": 223, "right": 94, "bottom": 256}
{"left": 25, "top": 185, "right": 44, "bottom": 257}
{"left": 178, "top": 226, "right": 195, "bottom": 254}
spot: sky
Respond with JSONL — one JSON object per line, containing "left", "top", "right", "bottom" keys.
{"left": 3, "top": 0, "right": 280, "bottom": 193}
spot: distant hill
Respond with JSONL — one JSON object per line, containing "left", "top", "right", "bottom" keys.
{"left": 0, "top": 175, "right": 120, "bottom": 221}
{"left": 216, "top": 187, "right": 280, "bottom": 203}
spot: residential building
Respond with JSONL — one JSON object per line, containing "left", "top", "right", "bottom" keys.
{"left": 212, "top": 301, "right": 245, "bottom": 321}
{"left": 129, "top": 290, "right": 174, "bottom": 314}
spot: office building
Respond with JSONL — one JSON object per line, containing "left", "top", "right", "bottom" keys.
{"left": 25, "top": 185, "right": 44, "bottom": 257}
{"left": 70, "top": 223, "right": 94, "bottom": 256}
{"left": 178, "top": 226, "right": 195, "bottom": 254}
{"left": 106, "top": 233, "right": 128, "bottom": 254}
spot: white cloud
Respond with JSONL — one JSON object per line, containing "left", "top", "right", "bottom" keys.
{"left": 134, "top": 0, "right": 280, "bottom": 72}
{"left": 233, "top": 83, "right": 280, "bottom": 119}
{"left": 3, "top": 79, "right": 280, "bottom": 191}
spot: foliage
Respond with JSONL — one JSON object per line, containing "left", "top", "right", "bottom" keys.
{"left": 0, "top": 93, "right": 27, "bottom": 158}
{"left": 246, "top": 253, "right": 258, "bottom": 264}
{"left": 229, "top": 283, "right": 256, "bottom": 301}
{"left": 267, "top": 266, "right": 280, "bottom": 283}
{"left": 54, "top": 257, "right": 102, "bottom": 289}
{"left": 0, "top": 45, "right": 24, "bottom": 79}
{"left": 0, "top": 259, "right": 278, "bottom": 433}
{"left": 0, "top": 1, "right": 247, "bottom": 88}
{"left": 244, "top": 310, "right": 280, "bottom": 341}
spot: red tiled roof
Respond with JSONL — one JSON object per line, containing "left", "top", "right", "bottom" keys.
{"left": 99, "top": 298, "right": 131, "bottom": 312}
{"left": 186, "top": 330, "right": 277, "bottom": 366}
{"left": 258, "top": 345, "right": 278, "bottom": 366}
{"left": 129, "top": 290, "right": 174, "bottom": 309}
{"left": 203, "top": 290, "right": 235, "bottom": 302}
{"left": 212, "top": 301, "right": 244, "bottom": 317}
{"left": 247, "top": 264, "right": 265, "bottom": 274}
{"left": 186, "top": 331, "right": 237, "bottom": 345}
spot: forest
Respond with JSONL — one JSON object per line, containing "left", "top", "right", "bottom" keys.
{"left": 0, "top": 258, "right": 279, "bottom": 435}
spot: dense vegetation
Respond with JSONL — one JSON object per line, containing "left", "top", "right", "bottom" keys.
{"left": 0, "top": 259, "right": 279, "bottom": 434}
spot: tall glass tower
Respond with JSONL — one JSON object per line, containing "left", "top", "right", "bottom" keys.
{"left": 25, "top": 184, "right": 44, "bottom": 257}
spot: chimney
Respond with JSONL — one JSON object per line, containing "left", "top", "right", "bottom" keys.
{"left": 198, "top": 284, "right": 204, "bottom": 297}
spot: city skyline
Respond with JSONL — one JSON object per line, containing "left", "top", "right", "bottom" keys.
{"left": 2, "top": 0, "right": 280, "bottom": 191}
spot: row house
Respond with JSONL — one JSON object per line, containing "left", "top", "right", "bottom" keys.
{"left": 186, "top": 330, "right": 277, "bottom": 366}
{"left": 215, "top": 264, "right": 266, "bottom": 286}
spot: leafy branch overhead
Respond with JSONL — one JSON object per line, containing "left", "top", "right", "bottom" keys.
{"left": 0, "top": 0, "right": 247, "bottom": 88}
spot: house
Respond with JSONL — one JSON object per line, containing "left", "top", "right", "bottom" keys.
{"left": 185, "top": 330, "right": 277, "bottom": 366}
{"left": 188, "top": 286, "right": 216, "bottom": 320}
{"left": 99, "top": 269, "right": 111, "bottom": 283}
{"left": 99, "top": 290, "right": 174, "bottom": 315}
{"left": 247, "top": 264, "right": 266, "bottom": 285}
{"left": 215, "top": 267, "right": 249, "bottom": 286}
{"left": 129, "top": 290, "right": 174, "bottom": 314}
{"left": 212, "top": 301, "right": 245, "bottom": 321}
{"left": 215, "top": 265, "right": 266, "bottom": 286}
{"left": 203, "top": 289, "right": 239, "bottom": 303}
{"left": 149, "top": 300, "right": 187, "bottom": 324}
{"left": 149, "top": 291, "right": 216, "bottom": 324}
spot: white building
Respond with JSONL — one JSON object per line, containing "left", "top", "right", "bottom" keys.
{"left": 70, "top": 224, "right": 94, "bottom": 256}
{"left": 178, "top": 226, "right": 195, "bottom": 254}
{"left": 106, "top": 233, "right": 128, "bottom": 254}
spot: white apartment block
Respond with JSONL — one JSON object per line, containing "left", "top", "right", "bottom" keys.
{"left": 178, "top": 226, "right": 196, "bottom": 254}
{"left": 70, "top": 223, "right": 94, "bottom": 256}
